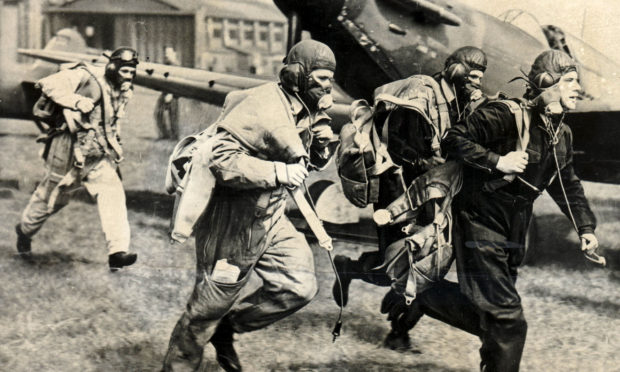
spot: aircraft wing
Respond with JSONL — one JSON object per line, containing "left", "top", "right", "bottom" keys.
{"left": 17, "top": 48, "right": 352, "bottom": 129}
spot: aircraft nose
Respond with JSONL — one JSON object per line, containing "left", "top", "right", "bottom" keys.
{"left": 273, "top": 0, "right": 344, "bottom": 27}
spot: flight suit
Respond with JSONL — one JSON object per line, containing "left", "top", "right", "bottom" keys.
{"left": 163, "top": 82, "right": 332, "bottom": 371}
{"left": 19, "top": 65, "right": 132, "bottom": 256}
{"left": 415, "top": 100, "right": 597, "bottom": 372}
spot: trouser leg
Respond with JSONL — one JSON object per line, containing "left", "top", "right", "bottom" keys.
{"left": 353, "top": 251, "right": 393, "bottom": 286}
{"left": 82, "top": 159, "right": 130, "bottom": 255}
{"left": 458, "top": 240, "right": 527, "bottom": 372}
{"left": 20, "top": 177, "right": 71, "bottom": 237}
{"left": 411, "top": 280, "right": 484, "bottom": 336}
{"left": 228, "top": 217, "right": 318, "bottom": 333}
{"left": 163, "top": 271, "right": 248, "bottom": 372}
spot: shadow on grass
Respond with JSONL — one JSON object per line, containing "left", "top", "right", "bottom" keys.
{"left": 282, "top": 360, "right": 469, "bottom": 372}
{"left": 4, "top": 250, "right": 97, "bottom": 273}
{"left": 70, "top": 189, "right": 175, "bottom": 219}
{"left": 92, "top": 341, "right": 223, "bottom": 372}
{"left": 525, "top": 285, "right": 620, "bottom": 319}
{"left": 0, "top": 132, "right": 38, "bottom": 138}
{"left": 126, "top": 190, "right": 175, "bottom": 219}
{"left": 30, "top": 250, "right": 95, "bottom": 267}
{"left": 93, "top": 340, "right": 164, "bottom": 372}
{"left": 276, "top": 307, "right": 410, "bottom": 351}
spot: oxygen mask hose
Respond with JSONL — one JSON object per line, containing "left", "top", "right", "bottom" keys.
{"left": 302, "top": 182, "right": 343, "bottom": 341}
{"left": 289, "top": 181, "right": 343, "bottom": 341}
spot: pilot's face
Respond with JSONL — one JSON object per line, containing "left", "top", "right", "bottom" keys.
{"left": 117, "top": 66, "right": 137, "bottom": 91}
{"left": 557, "top": 71, "right": 581, "bottom": 110}
{"left": 304, "top": 69, "right": 335, "bottom": 110}
{"left": 467, "top": 70, "right": 484, "bottom": 87}
{"left": 119, "top": 66, "right": 136, "bottom": 81}
{"left": 310, "top": 69, "right": 334, "bottom": 87}
{"left": 454, "top": 69, "right": 484, "bottom": 103}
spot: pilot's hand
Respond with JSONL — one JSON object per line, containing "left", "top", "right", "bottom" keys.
{"left": 312, "top": 123, "right": 333, "bottom": 147}
{"left": 76, "top": 98, "right": 95, "bottom": 113}
{"left": 276, "top": 163, "right": 308, "bottom": 188}
{"left": 496, "top": 151, "right": 528, "bottom": 174}
{"left": 470, "top": 89, "right": 483, "bottom": 102}
{"left": 580, "top": 233, "right": 599, "bottom": 253}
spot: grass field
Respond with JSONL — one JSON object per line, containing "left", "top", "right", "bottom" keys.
{"left": 1, "top": 88, "right": 619, "bottom": 372}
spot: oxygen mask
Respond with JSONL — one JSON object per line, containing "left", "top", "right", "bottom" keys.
{"left": 302, "top": 69, "right": 334, "bottom": 111}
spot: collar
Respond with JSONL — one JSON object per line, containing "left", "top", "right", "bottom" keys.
{"left": 280, "top": 85, "right": 305, "bottom": 117}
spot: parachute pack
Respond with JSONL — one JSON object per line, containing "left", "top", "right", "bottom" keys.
{"left": 336, "top": 75, "right": 452, "bottom": 208}
{"left": 164, "top": 125, "right": 219, "bottom": 243}
{"left": 335, "top": 99, "right": 395, "bottom": 208}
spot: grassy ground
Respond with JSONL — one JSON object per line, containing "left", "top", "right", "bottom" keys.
{"left": 0, "top": 88, "right": 619, "bottom": 372}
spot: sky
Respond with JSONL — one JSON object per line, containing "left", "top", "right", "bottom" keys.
{"left": 465, "top": 0, "right": 620, "bottom": 63}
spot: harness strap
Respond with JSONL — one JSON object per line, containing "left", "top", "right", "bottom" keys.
{"left": 288, "top": 187, "right": 333, "bottom": 251}
{"left": 424, "top": 77, "right": 451, "bottom": 156}
{"left": 482, "top": 100, "right": 531, "bottom": 193}
{"left": 81, "top": 66, "right": 124, "bottom": 162}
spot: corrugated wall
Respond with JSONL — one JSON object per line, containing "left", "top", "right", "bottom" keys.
{"left": 114, "top": 15, "right": 195, "bottom": 67}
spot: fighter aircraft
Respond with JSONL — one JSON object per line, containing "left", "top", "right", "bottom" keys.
{"left": 7, "top": 0, "right": 620, "bottom": 183}
{"left": 3, "top": 0, "right": 620, "bottom": 244}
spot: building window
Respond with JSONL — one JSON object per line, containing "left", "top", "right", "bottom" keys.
{"left": 211, "top": 17, "right": 223, "bottom": 39}
{"left": 274, "top": 32, "right": 283, "bottom": 42}
{"left": 229, "top": 29, "right": 238, "bottom": 40}
{"left": 242, "top": 21, "right": 254, "bottom": 41}
{"left": 257, "top": 22, "right": 269, "bottom": 50}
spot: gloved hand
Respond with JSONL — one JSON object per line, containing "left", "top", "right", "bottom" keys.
{"left": 580, "top": 233, "right": 599, "bottom": 252}
{"left": 75, "top": 98, "right": 95, "bottom": 113}
{"left": 275, "top": 162, "right": 308, "bottom": 188}
{"left": 496, "top": 151, "right": 528, "bottom": 174}
{"left": 470, "top": 88, "right": 483, "bottom": 102}
{"left": 580, "top": 233, "right": 605, "bottom": 266}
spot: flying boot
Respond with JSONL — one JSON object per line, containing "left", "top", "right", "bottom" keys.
{"left": 210, "top": 317, "right": 242, "bottom": 372}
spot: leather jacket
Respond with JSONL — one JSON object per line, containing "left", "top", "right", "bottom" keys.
{"left": 442, "top": 100, "right": 596, "bottom": 235}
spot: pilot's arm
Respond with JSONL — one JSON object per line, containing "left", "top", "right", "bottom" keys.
{"left": 442, "top": 102, "right": 518, "bottom": 173}
{"left": 210, "top": 129, "right": 308, "bottom": 189}
{"left": 546, "top": 127, "right": 597, "bottom": 251}
{"left": 37, "top": 68, "right": 94, "bottom": 113}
